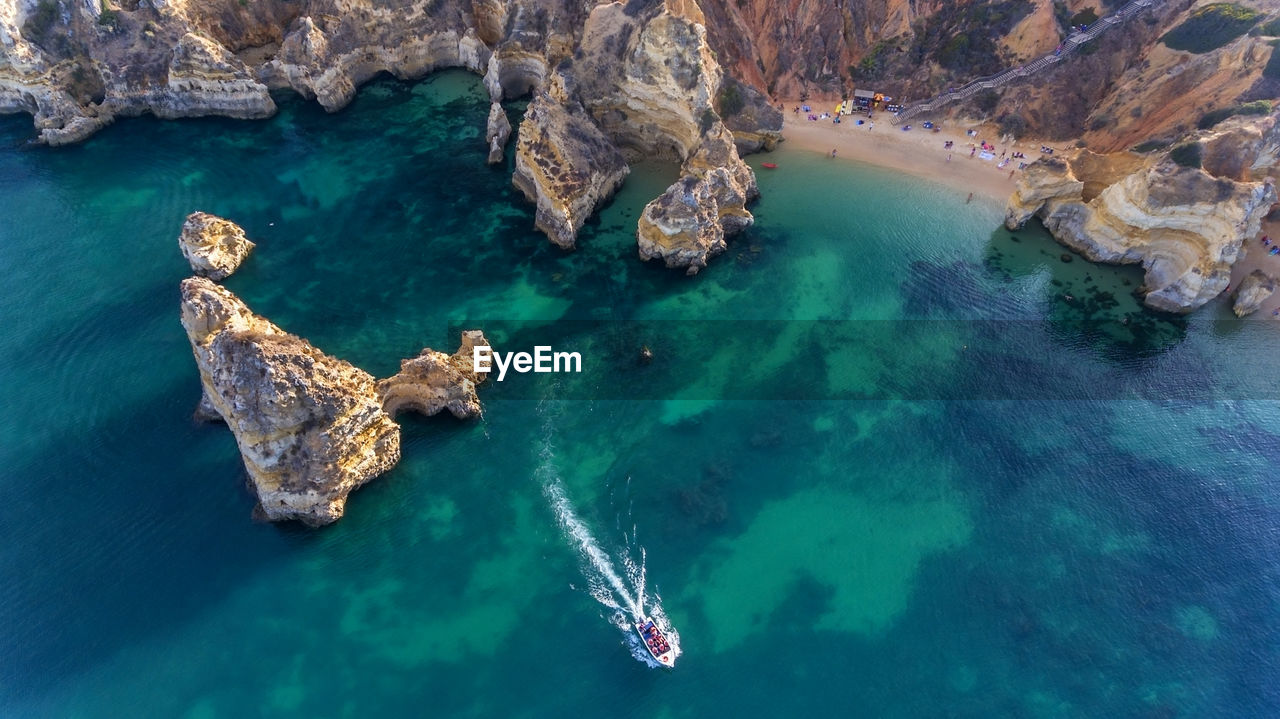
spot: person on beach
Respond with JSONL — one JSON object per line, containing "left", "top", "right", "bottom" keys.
{"left": 830, "top": 148, "right": 837, "bottom": 158}
{"left": 966, "top": 193, "right": 973, "bottom": 204}
{"left": 947, "top": 153, "right": 952, "bottom": 162}
{"left": 1009, "top": 169, "right": 1016, "bottom": 179}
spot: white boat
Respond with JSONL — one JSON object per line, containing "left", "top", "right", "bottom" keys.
{"left": 635, "top": 617, "right": 676, "bottom": 667}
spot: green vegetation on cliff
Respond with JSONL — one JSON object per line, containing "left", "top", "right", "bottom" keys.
{"left": 1197, "top": 100, "right": 1273, "bottom": 129}
{"left": 1169, "top": 142, "right": 1203, "bottom": 169}
{"left": 21, "top": 0, "right": 59, "bottom": 44}
{"left": 911, "top": 0, "right": 1034, "bottom": 74}
{"left": 1162, "top": 3, "right": 1261, "bottom": 53}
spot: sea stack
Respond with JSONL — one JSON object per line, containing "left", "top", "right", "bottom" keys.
{"left": 179, "top": 277, "right": 400, "bottom": 526}
{"left": 178, "top": 212, "right": 256, "bottom": 281}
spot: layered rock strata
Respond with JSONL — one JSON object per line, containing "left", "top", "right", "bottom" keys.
{"left": 178, "top": 211, "right": 256, "bottom": 280}
{"left": 1006, "top": 128, "right": 1278, "bottom": 313}
{"left": 378, "top": 331, "right": 490, "bottom": 419}
{"left": 180, "top": 277, "right": 400, "bottom": 526}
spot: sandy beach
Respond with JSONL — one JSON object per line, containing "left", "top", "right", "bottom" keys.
{"left": 776, "top": 102, "right": 1056, "bottom": 202}
{"left": 777, "top": 103, "right": 1280, "bottom": 322}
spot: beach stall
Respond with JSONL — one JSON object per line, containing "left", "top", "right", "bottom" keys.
{"left": 852, "top": 89, "right": 876, "bottom": 111}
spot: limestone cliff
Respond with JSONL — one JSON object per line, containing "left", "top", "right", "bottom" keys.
{"left": 180, "top": 277, "right": 400, "bottom": 526}
{"left": 1006, "top": 116, "right": 1280, "bottom": 313}
{"left": 378, "top": 330, "right": 490, "bottom": 419}
{"left": 178, "top": 211, "right": 255, "bottom": 280}
{"left": 2, "top": 0, "right": 773, "bottom": 272}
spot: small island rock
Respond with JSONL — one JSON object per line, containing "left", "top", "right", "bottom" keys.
{"left": 178, "top": 212, "right": 256, "bottom": 281}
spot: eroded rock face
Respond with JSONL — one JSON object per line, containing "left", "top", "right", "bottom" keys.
{"left": 1233, "top": 270, "right": 1275, "bottom": 318}
{"left": 1201, "top": 114, "right": 1280, "bottom": 181}
{"left": 270, "top": 14, "right": 490, "bottom": 112}
{"left": 1004, "top": 158, "right": 1085, "bottom": 228}
{"left": 378, "top": 331, "right": 490, "bottom": 419}
{"left": 178, "top": 211, "right": 256, "bottom": 280}
{"left": 6, "top": 0, "right": 760, "bottom": 272}
{"left": 1006, "top": 137, "right": 1278, "bottom": 314}
{"left": 512, "top": 91, "right": 628, "bottom": 249}
{"left": 180, "top": 277, "right": 400, "bottom": 526}
{"left": 147, "top": 32, "right": 276, "bottom": 120}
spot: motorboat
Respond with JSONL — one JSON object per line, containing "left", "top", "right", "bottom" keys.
{"left": 635, "top": 617, "right": 675, "bottom": 667}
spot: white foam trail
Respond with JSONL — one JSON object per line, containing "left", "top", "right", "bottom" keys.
{"left": 535, "top": 400, "right": 681, "bottom": 667}
{"left": 537, "top": 446, "right": 641, "bottom": 617}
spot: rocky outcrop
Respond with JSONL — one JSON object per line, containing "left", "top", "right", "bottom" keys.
{"left": 637, "top": 123, "right": 758, "bottom": 274}
{"left": 512, "top": 91, "right": 629, "bottom": 249}
{"left": 1202, "top": 113, "right": 1280, "bottom": 182}
{"left": 1004, "top": 158, "right": 1084, "bottom": 228}
{"left": 180, "top": 277, "right": 400, "bottom": 526}
{"left": 145, "top": 32, "right": 276, "bottom": 120}
{"left": 1233, "top": 270, "right": 1275, "bottom": 318}
{"left": 1006, "top": 132, "right": 1279, "bottom": 313}
{"left": 378, "top": 331, "right": 490, "bottom": 419}
{"left": 485, "top": 101, "right": 511, "bottom": 164}
{"left": 718, "top": 78, "right": 783, "bottom": 154}
{"left": 178, "top": 212, "right": 256, "bottom": 280}
{"left": 549, "top": 0, "right": 761, "bottom": 272}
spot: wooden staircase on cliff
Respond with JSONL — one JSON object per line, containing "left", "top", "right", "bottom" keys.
{"left": 892, "top": 0, "right": 1163, "bottom": 125}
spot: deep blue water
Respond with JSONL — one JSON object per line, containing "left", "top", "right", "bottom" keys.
{"left": 1, "top": 71, "right": 1278, "bottom": 717}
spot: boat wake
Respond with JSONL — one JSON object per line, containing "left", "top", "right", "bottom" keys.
{"left": 536, "top": 406, "right": 680, "bottom": 668}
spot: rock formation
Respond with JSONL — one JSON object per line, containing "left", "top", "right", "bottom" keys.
{"left": 485, "top": 101, "right": 511, "bottom": 164}
{"left": 1006, "top": 117, "right": 1280, "bottom": 313}
{"left": 542, "top": 0, "right": 761, "bottom": 271}
{"left": 637, "top": 123, "right": 757, "bottom": 274}
{"left": 180, "top": 277, "right": 400, "bottom": 526}
{"left": 512, "top": 91, "right": 629, "bottom": 249}
{"left": 178, "top": 211, "right": 256, "bottom": 280}
{"left": 378, "top": 331, "right": 490, "bottom": 419}
{"left": 2, "top": 0, "right": 771, "bottom": 273}
{"left": 1232, "top": 270, "right": 1275, "bottom": 318}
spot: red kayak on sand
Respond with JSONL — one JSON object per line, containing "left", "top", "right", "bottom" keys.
{"left": 762, "top": 163, "right": 777, "bottom": 169}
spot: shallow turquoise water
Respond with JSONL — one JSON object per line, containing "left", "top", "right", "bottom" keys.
{"left": 1, "top": 72, "right": 1279, "bottom": 717}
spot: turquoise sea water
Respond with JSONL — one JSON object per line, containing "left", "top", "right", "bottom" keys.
{"left": 2, "top": 71, "right": 1279, "bottom": 717}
